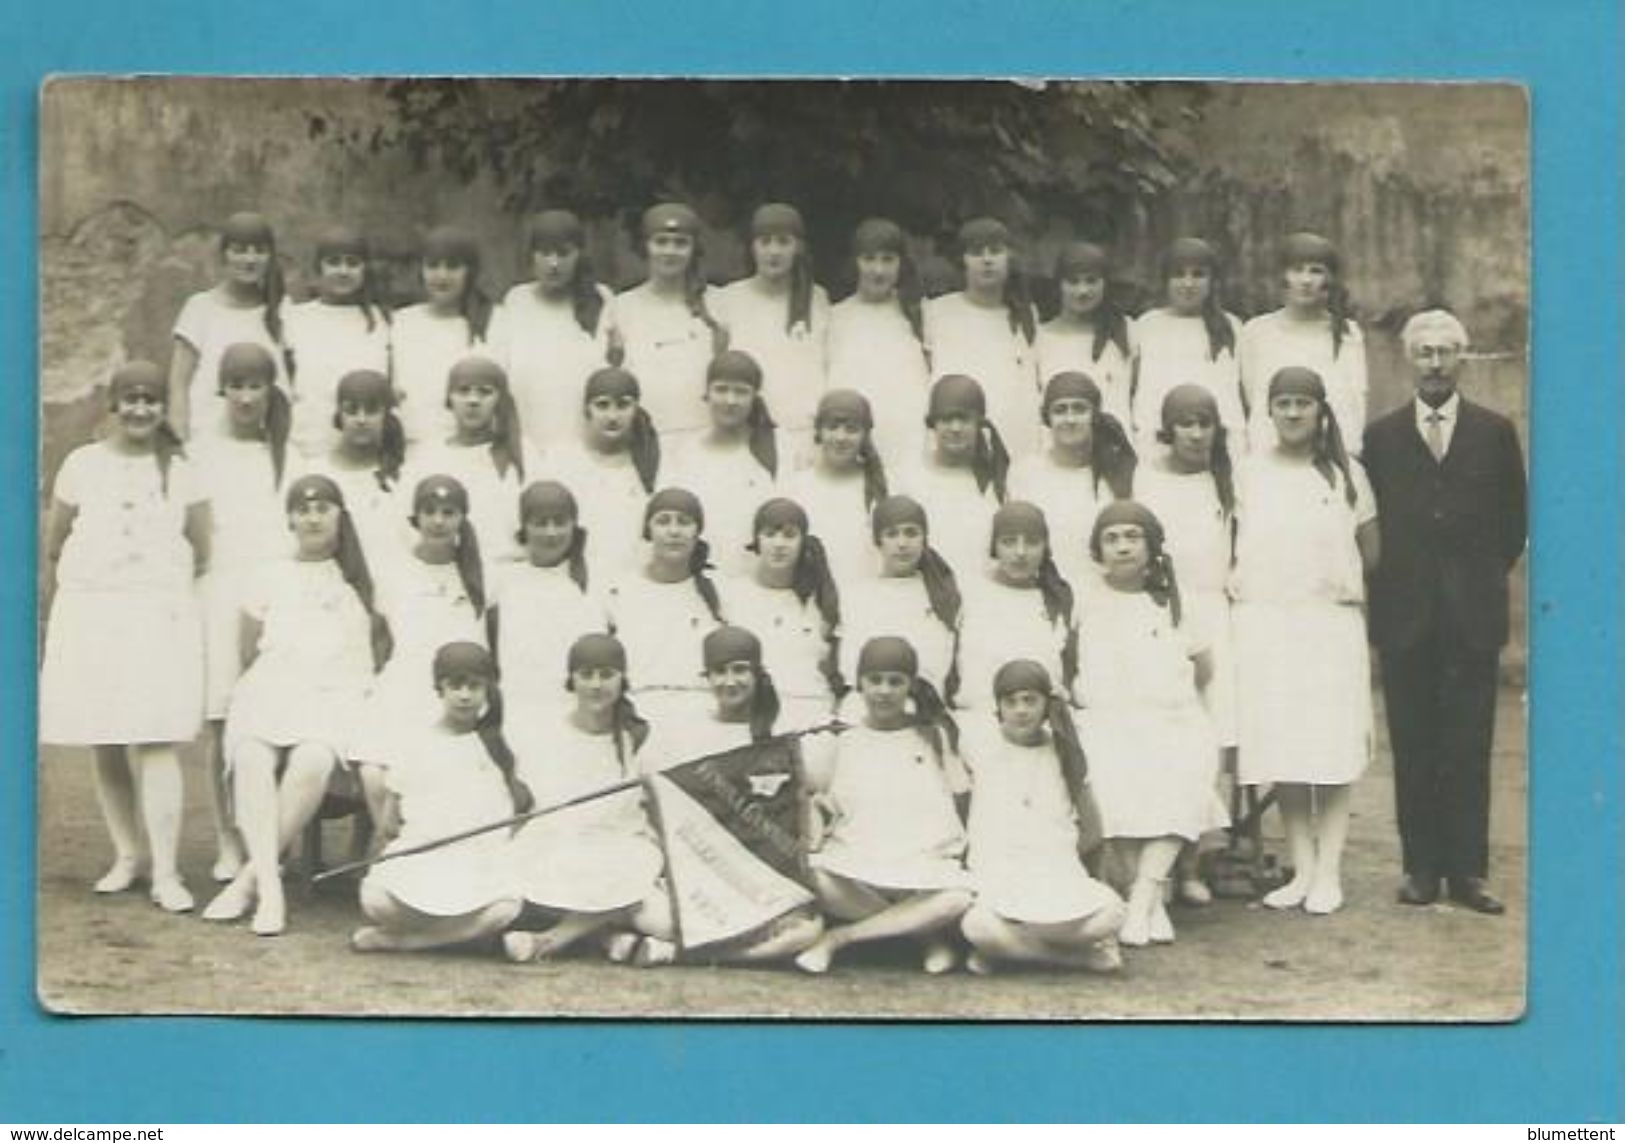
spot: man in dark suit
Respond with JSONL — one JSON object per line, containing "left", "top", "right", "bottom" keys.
{"left": 1363, "top": 309, "right": 1527, "bottom": 915}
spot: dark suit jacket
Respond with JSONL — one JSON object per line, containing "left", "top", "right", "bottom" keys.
{"left": 1363, "top": 398, "right": 1527, "bottom": 651}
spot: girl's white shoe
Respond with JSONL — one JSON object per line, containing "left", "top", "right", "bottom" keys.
{"left": 148, "top": 878, "right": 195, "bottom": 914}
{"left": 93, "top": 857, "right": 145, "bottom": 894}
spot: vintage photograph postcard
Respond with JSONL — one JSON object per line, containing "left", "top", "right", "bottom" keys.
{"left": 36, "top": 77, "right": 1527, "bottom": 1019}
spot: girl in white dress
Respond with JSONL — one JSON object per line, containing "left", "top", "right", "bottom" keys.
{"left": 284, "top": 225, "right": 392, "bottom": 459}
{"left": 391, "top": 225, "right": 497, "bottom": 445}
{"left": 168, "top": 211, "right": 290, "bottom": 441}
{"left": 826, "top": 218, "right": 931, "bottom": 465}
{"left": 192, "top": 343, "right": 298, "bottom": 883}
{"left": 542, "top": 366, "right": 662, "bottom": 575}
{"left": 1134, "top": 384, "right": 1240, "bottom": 907}
{"left": 1132, "top": 237, "right": 1247, "bottom": 455}
{"left": 723, "top": 499, "right": 842, "bottom": 730}
{"left": 352, "top": 642, "right": 527, "bottom": 954}
{"left": 1077, "top": 500, "right": 1223, "bottom": 947}
{"left": 665, "top": 350, "right": 780, "bottom": 575}
{"left": 311, "top": 369, "right": 411, "bottom": 570}
{"left": 615, "top": 202, "right": 725, "bottom": 439}
{"left": 1232, "top": 366, "right": 1379, "bottom": 916}
{"left": 894, "top": 374, "right": 1010, "bottom": 583}
{"left": 710, "top": 203, "right": 830, "bottom": 460}
{"left": 957, "top": 502, "right": 1077, "bottom": 712}
{"left": 795, "top": 636, "right": 972, "bottom": 975}
{"left": 838, "top": 495, "right": 962, "bottom": 706}
{"left": 1009, "top": 370, "right": 1137, "bottom": 590}
{"left": 502, "top": 633, "right": 667, "bottom": 963}
{"left": 782, "top": 389, "right": 890, "bottom": 587}
{"left": 1035, "top": 241, "right": 1137, "bottom": 430}
{"left": 924, "top": 217, "right": 1042, "bottom": 454}
{"left": 490, "top": 210, "right": 617, "bottom": 452}
{"left": 41, "top": 362, "right": 208, "bottom": 913}
{"left": 487, "top": 480, "right": 608, "bottom": 711}
{"left": 1239, "top": 232, "right": 1369, "bottom": 456}
{"left": 601, "top": 487, "right": 726, "bottom": 726}
{"left": 407, "top": 356, "right": 541, "bottom": 566}
{"left": 205, "top": 475, "right": 389, "bottom": 936}
{"left": 959, "top": 660, "right": 1124, "bottom": 974}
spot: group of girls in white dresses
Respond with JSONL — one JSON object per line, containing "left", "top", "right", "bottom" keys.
{"left": 40, "top": 200, "right": 1383, "bottom": 972}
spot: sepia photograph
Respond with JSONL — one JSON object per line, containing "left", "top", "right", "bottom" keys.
{"left": 36, "top": 76, "right": 1528, "bottom": 1020}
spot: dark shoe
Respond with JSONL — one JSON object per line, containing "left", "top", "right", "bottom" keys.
{"left": 1447, "top": 877, "right": 1505, "bottom": 915}
{"left": 1397, "top": 873, "right": 1440, "bottom": 906}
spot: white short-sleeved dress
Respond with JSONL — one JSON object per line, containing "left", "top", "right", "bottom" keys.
{"left": 602, "top": 572, "right": 723, "bottom": 726}
{"left": 710, "top": 278, "right": 831, "bottom": 450}
{"left": 404, "top": 439, "right": 544, "bottom": 568}
{"left": 172, "top": 289, "right": 291, "bottom": 442}
{"left": 1034, "top": 317, "right": 1137, "bottom": 431}
{"left": 825, "top": 297, "right": 930, "bottom": 466}
{"left": 781, "top": 464, "right": 880, "bottom": 588}
{"left": 809, "top": 723, "right": 969, "bottom": 892}
{"left": 390, "top": 305, "right": 494, "bottom": 446}
{"left": 489, "top": 561, "right": 608, "bottom": 710}
{"left": 191, "top": 436, "right": 299, "bottom": 719}
{"left": 1238, "top": 310, "right": 1369, "bottom": 456}
{"left": 614, "top": 284, "right": 717, "bottom": 439}
{"left": 489, "top": 283, "right": 616, "bottom": 453}
{"left": 362, "top": 724, "right": 518, "bottom": 916}
{"left": 720, "top": 575, "right": 837, "bottom": 730}
{"left": 1074, "top": 580, "right": 1224, "bottom": 841}
{"left": 283, "top": 300, "right": 391, "bottom": 458}
{"left": 222, "top": 558, "right": 376, "bottom": 761}
{"left": 838, "top": 574, "right": 957, "bottom": 703}
{"left": 1006, "top": 453, "right": 1115, "bottom": 591}
{"left": 1231, "top": 451, "right": 1376, "bottom": 786}
{"left": 506, "top": 711, "right": 663, "bottom": 912}
{"left": 892, "top": 459, "right": 1001, "bottom": 586}
{"left": 664, "top": 438, "right": 780, "bottom": 577}
{"left": 1131, "top": 308, "right": 1247, "bottom": 456}
{"left": 960, "top": 719, "right": 1119, "bottom": 925}
{"left": 956, "top": 576, "right": 1074, "bottom": 711}
{"left": 349, "top": 554, "right": 486, "bottom": 766}
{"left": 1135, "top": 459, "right": 1237, "bottom": 747}
{"left": 40, "top": 442, "right": 206, "bottom": 745}
{"left": 924, "top": 293, "right": 1043, "bottom": 455}
{"left": 538, "top": 443, "right": 654, "bottom": 577}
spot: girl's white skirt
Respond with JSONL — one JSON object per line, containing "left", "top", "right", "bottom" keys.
{"left": 971, "top": 852, "right": 1121, "bottom": 926}
{"left": 810, "top": 842, "right": 970, "bottom": 894}
{"left": 510, "top": 791, "right": 664, "bottom": 913}
{"left": 40, "top": 586, "right": 203, "bottom": 746}
{"left": 1233, "top": 599, "right": 1373, "bottom": 787}
{"left": 1080, "top": 703, "right": 1227, "bottom": 841}
{"left": 363, "top": 832, "right": 518, "bottom": 917}
{"left": 1186, "top": 589, "right": 1238, "bottom": 749}
{"left": 200, "top": 565, "right": 254, "bottom": 721}
{"left": 222, "top": 659, "right": 370, "bottom": 763}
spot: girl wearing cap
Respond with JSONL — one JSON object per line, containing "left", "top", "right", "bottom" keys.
{"left": 616, "top": 202, "right": 724, "bottom": 437}
{"left": 1239, "top": 232, "right": 1369, "bottom": 456}
{"left": 711, "top": 203, "right": 831, "bottom": 458}
{"left": 490, "top": 210, "right": 618, "bottom": 452}
{"left": 392, "top": 225, "right": 497, "bottom": 444}
{"left": 350, "top": 475, "right": 490, "bottom": 813}
{"left": 795, "top": 636, "right": 972, "bottom": 975}
{"left": 957, "top": 502, "right": 1078, "bottom": 712}
{"left": 895, "top": 374, "right": 1009, "bottom": 581}
{"left": 666, "top": 350, "right": 781, "bottom": 575}
{"left": 487, "top": 481, "right": 608, "bottom": 712}
{"left": 1077, "top": 500, "right": 1225, "bottom": 946}
{"left": 284, "top": 225, "right": 392, "bottom": 458}
{"left": 602, "top": 487, "right": 726, "bottom": 726}
{"left": 1132, "top": 237, "right": 1247, "bottom": 455}
{"left": 923, "top": 217, "right": 1042, "bottom": 454}
{"left": 192, "top": 343, "right": 299, "bottom": 883}
{"left": 541, "top": 366, "right": 662, "bottom": 573}
{"left": 1035, "top": 241, "right": 1137, "bottom": 429}
{"left": 1009, "top": 370, "right": 1137, "bottom": 589}
{"left": 311, "top": 369, "right": 411, "bottom": 567}
{"left": 782, "top": 388, "right": 890, "bottom": 586}
{"left": 502, "top": 633, "right": 666, "bottom": 963}
{"left": 1231, "top": 367, "right": 1378, "bottom": 915}
{"left": 958, "top": 660, "right": 1125, "bottom": 974}
{"left": 168, "top": 211, "right": 290, "bottom": 440}
{"left": 41, "top": 362, "right": 209, "bottom": 913}
{"left": 407, "top": 356, "right": 541, "bottom": 565}
{"left": 826, "top": 218, "right": 931, "bottom": 464}
{"left": 838, "top": 495, "right": 961, "bottom": 707}
{"left": 1135, "top": 384, "right": 1241, "bottom": 906}
{"left": 351, "top": 642, "right": 527, "bottom": 954}
{"left": 721, "top": 499, "right": 842, "bottom": 731}
{"left": 205, "top": 475, "right": 389, "bottom": 936}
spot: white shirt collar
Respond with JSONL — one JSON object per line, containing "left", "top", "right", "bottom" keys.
{"left": 1415, "top": 391, "right": 1460, "bottom": 426}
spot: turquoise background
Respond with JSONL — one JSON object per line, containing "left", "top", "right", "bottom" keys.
{"left": 2, "top": 0, "right": 1620, "bottom": 1123}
